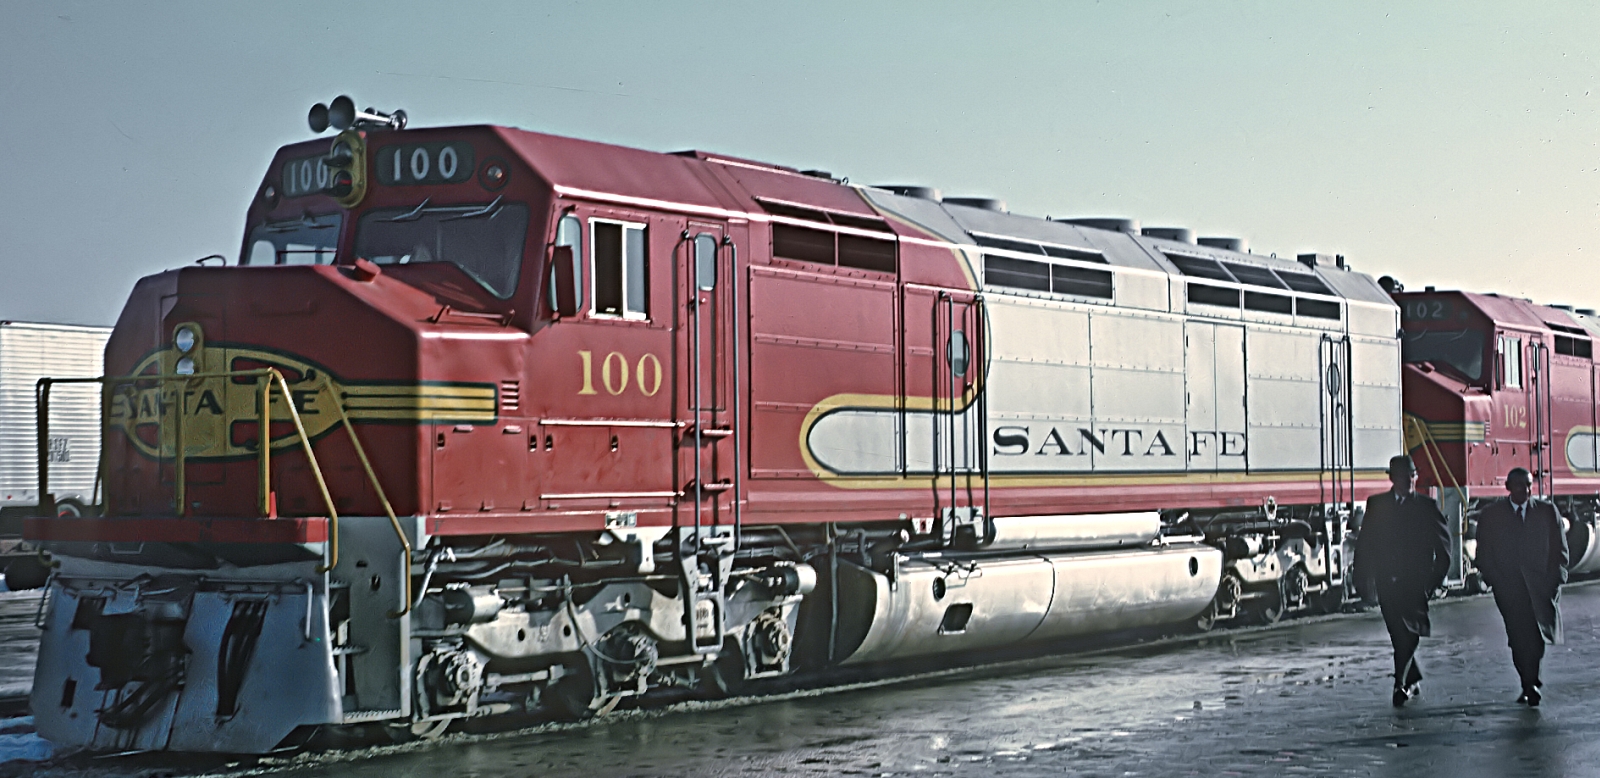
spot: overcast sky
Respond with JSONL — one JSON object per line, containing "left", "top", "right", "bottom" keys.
{"left": 1, "top": 1, "right": 1596, "bottom": 326}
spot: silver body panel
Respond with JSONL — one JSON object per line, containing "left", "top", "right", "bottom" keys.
{"left": 806, "top": 195, "right": 1405, "bottom": 480}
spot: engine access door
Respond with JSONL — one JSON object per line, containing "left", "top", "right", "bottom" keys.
{"left": 1184, "top": 321, "right": 1246, "bottom": 472}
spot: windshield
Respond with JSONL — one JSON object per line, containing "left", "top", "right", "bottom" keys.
{"left": 1403, "top": 328, "right": 1486, "bottom": 381}
{"left": 355, "top": 200, "right": 529, "bottom": 298}
{"left": 244, "top": 213, "right": 342, "bottom": 265}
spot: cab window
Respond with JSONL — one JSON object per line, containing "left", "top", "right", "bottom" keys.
{"left": 591, "top": 219, "right": 647, "bottom": 318}
{"left": 1402, "top": 328, "right": 1485, "bottom": 382}
{"left": 244, "top": 213, "right": 342, "bottom": 265}
{"left": 549, "top": 214, "right": 583, "bottom": 313}
{"left": 1498, "top": 335, "right": 1523, "bottom": 388}
{"left": 356, "top": 201, "right": 529, "bottom": 299}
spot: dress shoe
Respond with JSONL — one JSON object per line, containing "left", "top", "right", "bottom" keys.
{"left": 1392, "top": 685, "right": 1415, "bottom": 707}
{"left": 1521, "top": 687, "right": 1541, "bottom": 707}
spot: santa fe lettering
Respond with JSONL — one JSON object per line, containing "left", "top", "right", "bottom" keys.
{"left": 990, "top": 426, "right": 1195, "bottom": 458}
{"left": 1187, "top": 431, "right": 1248, "bottom": 458}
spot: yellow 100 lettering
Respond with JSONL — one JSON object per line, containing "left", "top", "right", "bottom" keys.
{"left": 578, "top": 350, "right": 663, "bottom": 397}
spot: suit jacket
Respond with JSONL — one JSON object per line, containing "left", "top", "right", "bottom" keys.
{"left": 1356, "top": 489, "right": 1452, "bottom": 595}
{"left": 1475, "top": 498, "right": 1567, "bottom": 643}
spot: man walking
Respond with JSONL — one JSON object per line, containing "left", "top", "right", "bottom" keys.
{"left": 1355, "top": 454, "right": 1451, "bottom": 706}
{"left": 1474, "top": 467, "right": 1568, "bottom": 706}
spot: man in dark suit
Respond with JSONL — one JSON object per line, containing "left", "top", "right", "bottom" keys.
{"left": 1474, "top": 467, "right": 1568, "bottom": 706}
{"left": 1355, "top": 454, "right": 1451, "bottom": 706}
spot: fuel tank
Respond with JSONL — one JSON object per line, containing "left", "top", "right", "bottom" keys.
{"left": 1568, "top": 519, "right": 1600, "bottom": 575}
{"left": 834, "top": 541, "right": 1222, "bottom": 665}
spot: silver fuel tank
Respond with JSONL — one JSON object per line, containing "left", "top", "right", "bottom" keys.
{"left": 1567, "top": 519, "right": 1600, "bottom": 576}
{"left": 834, "top": 540, "right": 1222, "bottom": 665}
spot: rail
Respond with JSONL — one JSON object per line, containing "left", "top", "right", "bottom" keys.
{"left": 35, "top": 368, "right": 412, "bottom": 615}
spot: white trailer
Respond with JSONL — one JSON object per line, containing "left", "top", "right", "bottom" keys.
{"left": 1, "top": 321, "right": 110, "bottom": 588}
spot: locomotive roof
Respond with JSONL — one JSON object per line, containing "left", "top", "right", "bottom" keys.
{"left": 1403, "top": 289, "right": 1600, "bottom": 339}
{"left": 268, "top": 123, "right": 1386, "bottom": 310}
{"left": 430, "top": 125, "right": 1393, "bottom": 307}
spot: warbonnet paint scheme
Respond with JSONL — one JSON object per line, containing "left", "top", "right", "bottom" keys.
{"left": 1395, "top": 289, "right": 1600, "bottom": 583}
{"left": 27, "top": 99, "right": 1408, "bottom": 753}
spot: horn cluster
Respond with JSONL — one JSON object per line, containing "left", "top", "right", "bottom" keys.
{"left": 308, "top": 95, "right": 408, "bottom": 133}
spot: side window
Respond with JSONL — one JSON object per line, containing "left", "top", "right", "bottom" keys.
{"left": 1499, "top": 335, "right": 1523, "bottom": 388}
{"left": 694, "top": 234, "right": 717, "bottom": 290}
{"left": 550, "top": 214, "right": 583, "bottom": 312}
{"left": 592, "top": 219, "right": 648, "bottom": 318}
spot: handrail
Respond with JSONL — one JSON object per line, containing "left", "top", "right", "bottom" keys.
{"left": 267, "top": 370, "right": 341, "bottom": 572}
{"left": 35, "top": 368, "right": 351, "bottom": 578}
{"left": 313, "top": 373, "right": 412, "bottom": 616}
{"left": 1407, "top": 415, "right": 1468, "bottom": 506}
{"left": 36, "top": 366, "right": 413, "bottom": 615}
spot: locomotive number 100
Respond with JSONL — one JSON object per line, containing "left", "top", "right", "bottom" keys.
{"left": 578, "top": 350, "right": 663, "bottom": 397}
{"left": 375, "top": 141, "right": 476, "bottom": 186}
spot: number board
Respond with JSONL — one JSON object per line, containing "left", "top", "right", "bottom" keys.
{"left": 282, "top": 154, "right": 335, "bottom": 198}
{"left": 376, "top": 142, "right": 475, "bottom": 186}
{"left": 1401, "top": 298, "right": 1454, "bottom": 321}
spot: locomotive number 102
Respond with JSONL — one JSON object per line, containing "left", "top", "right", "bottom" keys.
{"left": 1504, "top": 403, "right": 1528, "bottom": 429}
{"left": 1402, "top": 299, "right": 1452, "bottom": 321}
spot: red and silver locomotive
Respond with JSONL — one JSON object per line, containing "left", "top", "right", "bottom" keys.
{"left": 27, "top": 98, "right": 1404, "bottom": 752}
{"left": 1395, "top": 287, "right": 1600, "bottom": 587}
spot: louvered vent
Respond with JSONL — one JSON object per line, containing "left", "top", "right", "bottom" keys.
{"left": 500, "top": 381, "right": 520, "bottom": 413}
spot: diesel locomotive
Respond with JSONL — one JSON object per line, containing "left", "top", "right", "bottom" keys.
{"left": 25, "top": 97, "right": 1425, "bottom": 752}
{"left": 1394, "top": 287, "right": 1600, "bottom": 587}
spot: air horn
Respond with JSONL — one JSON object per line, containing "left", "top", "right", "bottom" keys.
{"left": 308, "top": 95, "right": 407, "bottom": 133}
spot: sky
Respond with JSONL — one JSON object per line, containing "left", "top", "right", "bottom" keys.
{"left": 1, "top": 1, "right": 1597, "bottom": 326}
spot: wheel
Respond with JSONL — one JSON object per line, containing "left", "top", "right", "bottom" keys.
{"left": 384, "top": 717, "right": 451, "bottom": 743}
{"left": 1193, "top": 599, "right": 1220, "bottom": 632}
{"left": 546, "top": 661, "right": 621, "bottom": 719}
{"left": 3, "top": 555, "right": 49, "bottom": 591}
{"left": 700, "top": 647, "right": 749, "bottom": 698}
{"left": 409, "top": 718, "right": 452, "bottom": 740}
{"left": 1251, "top": 582, "right": 1286, "bottom": 625}
{"left": 1283, "top": 566, "right": 1310, "bottom": 611}
{"left": 1311, "top": 585, "right": 1345, "bottom": 614}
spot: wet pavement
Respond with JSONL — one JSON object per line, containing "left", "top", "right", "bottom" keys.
{"left": 10, "top": 584, "right": 1600, "bottom": 775}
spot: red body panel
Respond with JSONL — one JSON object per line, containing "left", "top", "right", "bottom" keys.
{"left": 40, "top": 125, "right": 1397, "bottom": 545}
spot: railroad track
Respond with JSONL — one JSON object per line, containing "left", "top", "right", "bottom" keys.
{"left": 7, "top": 582, "right": 1574, "bottom": 777}
{"left": 0, "top": 599, "right": 1405, "bottom": 777}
